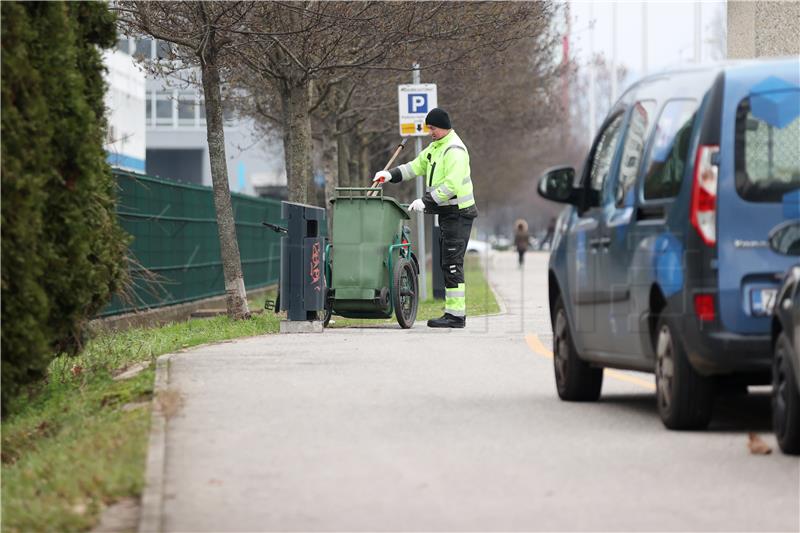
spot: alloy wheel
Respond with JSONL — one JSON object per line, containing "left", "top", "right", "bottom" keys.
{"left": 773, "top": 347, "right": 788, "bottom": 438}
{"left": 656, "top": 325, "right": 675, "bottom": 412}
{"left": 554, "top": 310, "right": 569, "bottom": 386}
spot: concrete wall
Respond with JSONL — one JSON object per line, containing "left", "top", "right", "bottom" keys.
{"left": 727, "top": 1, "right": 800, "bottom": 59}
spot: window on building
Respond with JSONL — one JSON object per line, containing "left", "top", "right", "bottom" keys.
{"left": 156, "top": 91, "right": 173, "bottom": 126}
{"left": 642, "top": 99, "right": 698, "bottom": 200}
{"left": 178, "top": 92, "right": 196, "bottom": 126}
{"left": 134, "top": 38, "right": 151, "bottom": 60}
{"left": 116, "top": 38, "right": 131, "bottom": 55}
{"left": 146, "top": 96, "right": 152, "bottom": 123}
{"left": 156, "top": 40, "right": 172, "bottom": 59}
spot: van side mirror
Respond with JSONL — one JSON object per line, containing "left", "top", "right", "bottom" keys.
{"left": 769, "top": 221, "right": 800, "bottom": 256}
{"left": 537, "top": 166, "right": 577, "bottom": 204}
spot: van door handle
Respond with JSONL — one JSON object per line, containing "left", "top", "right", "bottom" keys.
{"left": 588, "top": 237, "right": 611, "bottom": 248}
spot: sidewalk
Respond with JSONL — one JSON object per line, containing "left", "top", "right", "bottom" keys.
{"left": 144, "top": 251, "right": 799, "bottom": 532}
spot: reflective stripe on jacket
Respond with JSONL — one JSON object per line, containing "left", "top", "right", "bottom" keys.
{"left": 390, "top": 130, "right": 475, "bottom": 213}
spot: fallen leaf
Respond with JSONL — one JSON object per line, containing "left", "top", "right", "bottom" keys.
{"left": 748, "top": 432, "right": 772, "bottom": 455}
{"left": 71, "top": 365, "right": 83, "bottom": 377}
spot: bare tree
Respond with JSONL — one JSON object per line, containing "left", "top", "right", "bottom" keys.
{"left": 117, "top": 1, "right": 252, "bottom": 320}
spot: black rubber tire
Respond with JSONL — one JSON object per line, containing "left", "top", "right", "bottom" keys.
{"left": 773, "top": 332, "right": 800, "bottom": 455}
{"left": 322, "top": 300, "right": 332, "bottom": 328}
{"left": 654, "top": 314, "right": 714, "bottom": 430}
{"left": 552, "top": 296, "right": 603, "bottom": 401}
{"left": 392, "top": 258, "right": 418, "bottom": 329}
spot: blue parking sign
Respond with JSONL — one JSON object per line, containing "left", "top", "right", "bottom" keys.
{"left": 408, "top": 93, "right": 428, "bottom": 114}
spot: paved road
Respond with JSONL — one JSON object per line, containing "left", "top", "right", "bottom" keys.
{"left": 159, "top": 251, "right": 799, "bottom": 532}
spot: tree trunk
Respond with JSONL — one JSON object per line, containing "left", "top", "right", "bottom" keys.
{"left": 280, "top": 79, "right": 313, "bottom": 204}
{"left": 322, "top": 129, "right": 337, "bottom": 238}
{"left": 336, "top": 119, "right": 350, "bottom": 188}
{"left": 357, "top": 135, "right": 370, "bottom": 187}
{"left": 200, "top": 45, "right": 250, "bottom": 320}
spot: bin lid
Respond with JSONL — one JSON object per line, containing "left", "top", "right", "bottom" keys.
{"left": 330, "top": 191, "right": 410, "bottom": 220}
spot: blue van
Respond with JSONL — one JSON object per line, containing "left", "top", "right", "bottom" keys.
{"left": 538, "top": 57, "right": 800, "bottom": 429}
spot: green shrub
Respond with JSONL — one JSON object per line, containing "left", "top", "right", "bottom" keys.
{"left": 1, "top": 2, "right": 129, "bottom": 414}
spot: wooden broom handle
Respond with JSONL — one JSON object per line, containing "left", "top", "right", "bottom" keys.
{"left": 369, "top": 138, "right": 408, "bottom": 196}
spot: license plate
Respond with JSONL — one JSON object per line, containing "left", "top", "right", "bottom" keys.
{"left": 750, "top": 288, "right": 778, "bottom": 316}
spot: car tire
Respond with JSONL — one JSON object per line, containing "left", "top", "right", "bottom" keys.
{"left": 772, "top": 332, "right": 800, "bottom": 455}
{"left": 552, "top": 296, "right": 603, "bottom": 401}
{"left": 654, "top": 314, "right": 714, "bottom": 430}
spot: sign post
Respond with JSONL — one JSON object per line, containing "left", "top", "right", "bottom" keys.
{"left": 397, "top": 66, "right": 436, "bottom": 301}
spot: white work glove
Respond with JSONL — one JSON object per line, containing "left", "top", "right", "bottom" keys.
{"left": 372, "top": 170, "right": 391, "bottom": 185}
{"left": 407, "top": 198, "right": 425, "bottom": 212}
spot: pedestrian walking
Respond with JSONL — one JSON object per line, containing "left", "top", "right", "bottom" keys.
{"left": 373, "top": 107, "right": 478, "bottom": 328}
{"left": 514, "top": 219, "right": 529, "bottom": 268}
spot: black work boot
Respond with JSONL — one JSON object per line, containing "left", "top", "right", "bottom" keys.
{"left": 427, "top": 313, "right": 466, "bottom": 328}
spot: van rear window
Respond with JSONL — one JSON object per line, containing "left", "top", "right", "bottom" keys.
{"left": 735, "top": 90, "right": 800, "bottom": 203}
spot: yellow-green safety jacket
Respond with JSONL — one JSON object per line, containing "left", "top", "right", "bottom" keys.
{"left": 388, "top": 130, "right": 477, "bottom": 215}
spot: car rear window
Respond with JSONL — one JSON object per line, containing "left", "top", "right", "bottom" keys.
{"left": 735, "top": 90, "right": 800, "bottom": 203}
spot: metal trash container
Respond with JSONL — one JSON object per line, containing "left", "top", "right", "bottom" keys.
{"left": 279, "top": 201, "right": 326, "bottom": 322}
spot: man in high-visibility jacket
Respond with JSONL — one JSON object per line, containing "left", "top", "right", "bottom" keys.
{"left": 373, "top": 108, "right": 478, "bottom": 328}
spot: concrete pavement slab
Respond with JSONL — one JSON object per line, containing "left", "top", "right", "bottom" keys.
{"left": 142, "top": 252, "right": 800, "bottom": 532}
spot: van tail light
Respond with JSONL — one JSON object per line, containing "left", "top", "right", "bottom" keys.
{"left": 690, "top": 145, "right": 719, "bottom": 246}
{"left": 694, "top": 293, "right": 715, "bottom": 322}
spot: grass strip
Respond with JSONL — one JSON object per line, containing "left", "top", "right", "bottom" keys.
{"left": 2, "top": 258, "right": 498, "bottom": 531}
{"left": 1, "top": 291, "right": 279, "bottom": 532}
{"left": 329, "top": 255, "right": 499, "bottom": 328}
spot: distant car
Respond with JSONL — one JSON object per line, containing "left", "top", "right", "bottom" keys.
{"left": 769, "top": 220, "right": 800, "bottom": 455}
{"left": 491, "top": 236, "right": 512, "bottom": 251}
{"left": 466, "top": 239, "right": 490, "bottom": 255}
{"left": 538, "top": 57, "right": 800, "bottom": 429}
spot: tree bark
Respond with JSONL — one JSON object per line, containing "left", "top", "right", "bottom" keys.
{"left": 336, "top": 119, "right": 350, "bottom": 188}
{"left": 280, "top": 79, "right": 313, "bottom": 204}
{"left": 357, "top": 135, "right": 370, "bottom": 187}
{"left": 200, "top": 43, "right": 251, "bottom": 320}
{"left": 322, "top": 130, "right": 337, "bottom": 238}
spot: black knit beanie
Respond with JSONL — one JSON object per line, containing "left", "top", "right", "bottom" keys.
{"left": 425, "top": 108, "right": 451, "bottom": 129}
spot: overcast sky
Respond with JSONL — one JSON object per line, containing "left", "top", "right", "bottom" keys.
{"left": 567, "top": 1, "right": 727, "bottom": 84}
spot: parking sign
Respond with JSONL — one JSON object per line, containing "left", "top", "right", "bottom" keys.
{"left": 398, "top": 84, "right": 437, "bottom": 137}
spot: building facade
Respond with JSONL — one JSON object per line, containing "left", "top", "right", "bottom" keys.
{"left": 104, "top": 37, "right": 287, "bottom": 198}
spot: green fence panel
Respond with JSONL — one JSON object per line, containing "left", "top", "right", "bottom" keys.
{"left": 100, "top": 170, "right": 311, "bottom": 316}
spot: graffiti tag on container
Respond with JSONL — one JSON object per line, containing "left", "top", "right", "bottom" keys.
{"left": 309, "top": 241, "right": 321, "bottom": 291}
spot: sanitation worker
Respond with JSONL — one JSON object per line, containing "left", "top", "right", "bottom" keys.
{"left": 372, "top": 108, "right": 478, "bottom": 328}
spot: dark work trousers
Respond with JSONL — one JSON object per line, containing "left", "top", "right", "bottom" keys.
{"left": 439, "top": 212, "right": 474, "bottom": 289}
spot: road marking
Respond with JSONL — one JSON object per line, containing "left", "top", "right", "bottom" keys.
{"left": 525, "top": 334, "right": 655, "bottom": 391}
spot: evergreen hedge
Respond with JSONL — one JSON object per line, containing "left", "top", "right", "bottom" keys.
{"left": 1, "top": 2, "right": 129, "bottom": 414}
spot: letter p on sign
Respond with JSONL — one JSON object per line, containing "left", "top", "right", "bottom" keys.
{"left": 408, "top": 94, "right": 428, "bottom": 114}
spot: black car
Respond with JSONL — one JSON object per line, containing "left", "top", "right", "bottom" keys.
{"left": 769, "top": 220, "right": 800, "bottom": 455}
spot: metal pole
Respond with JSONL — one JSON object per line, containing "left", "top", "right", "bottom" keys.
{"left": 611, "top": 2, "right": 617, "bottom": 104}
{"left": 588, "top": 5, "right": 596, "bottom": 143}
{"left": 412, "top": 63, "right": 428, "bottom": 301}
{"left": 642, "top": 2, "right": 648, "bottom": 75}
{"left": 694, "top": 2, "right": 702, "bottom": 63}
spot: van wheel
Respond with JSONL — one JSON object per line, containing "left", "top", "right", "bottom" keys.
{"left": 655, "top": 314, "right": 713, "bottom": 429}
{"left": 553, "top": 296, "right": 603, "bottom": 401}
{"left": 772, "top": 332, "right": 800, "bottom": 455}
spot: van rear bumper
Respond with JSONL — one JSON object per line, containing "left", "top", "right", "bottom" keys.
{"left": 678, "top": 316, "right": 772, "bottom": 377}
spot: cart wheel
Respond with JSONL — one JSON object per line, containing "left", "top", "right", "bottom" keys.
{"left": 323, "top": 265, "right": 333, "bottom": 328}
{"left": 392, "top": 257, "right": 418, "bottom": 329}
{"left": 322, "top": 301, "right": 332, "bottom": 328}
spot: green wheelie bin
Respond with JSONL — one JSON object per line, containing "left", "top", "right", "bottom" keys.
{"left": 324, "top": 187, "right": 419, "bottom": 328}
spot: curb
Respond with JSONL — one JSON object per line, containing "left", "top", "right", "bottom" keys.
{"left": 139, "top": 354, "right": 171, "bottom": 533}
